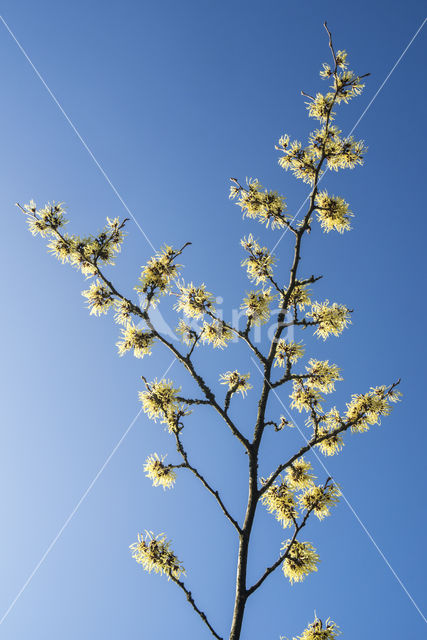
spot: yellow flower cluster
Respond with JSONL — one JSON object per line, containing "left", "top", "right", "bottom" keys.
{"left": 285, "top": 458, "right": 315, "bottom": 491}
{"left": 274, "top": 340, "right": 305, "bottom": 367}
{"left": 290, "top": 382, "right": 323, "bottom": 413}
{"left": 144, "top": 453, "right": 176, "bottom": 489}
{"left": 315, "top": 409, "right": 344, "bottom": 456}
{"left": 241, "top": 289, "right": 274, "bottom": 325}
{"left": 116, "top": 322, "right": 154, "bottom": 358}
{"left": 282, "top": 540, "right": 319, "bottom": 584}
{"left": 298, "top": 483, "right": 340, "bottom": 520}
{"left": 82, "top": 279, "right": 113, "bottom": 316}
{"left": 305, "top": 359, "right": 342, "bottom": 393}
{"left": 25, "top": 201, "right": 66, "bottom": 237}
{"left": 201, "top": 320, "right": 233, "bottom": 349}
{"left": 335, "top": 49, "right": 349, "bottom": 69}
{"left": 175, "top": 282, "right": 215, "bottom": 319}
{"left": 320, "top": 47, "right": 363, "bottom": 96}
{"left": 230, "top": 179, "right": 288, "bottom": 229}
{"left": 46, "top": 215, "right": 124, "bottom": 276}
{"left": 130, "top": 531, "right": 184, "bottom": 580}
{"left": 278, "top": 416, "right": 295, "bottom": 430}
{"left": 219, "top": 371, "right": 252, "bottom": 397}
{"left": 139, "top": 379, "right": 190, "bottom": 432}
{"left": 114, "top": 299, "right": 134, "bottom": 326}
{"left": 314, "top": 191, "right": 353, "bottom": 233}
{"left": 241, "top": 234, "right": 275, "bottom": 284}
{"left": 308, "top": 125, "right": 366, "bottom": 173}
{"left": 293, "top": 616, "right": 340, "bottom": 640}
{"left": 320, "top": 61, "right": 334, "bottom": 79}
{"left": 346, "top": 386, "right": 401, "bottom": 433}
{"left": 276, "top": 136, "right": 318, "bottom": 185}
{"left": 306, "top": 93, "right": 335, "bottom": 122}
{"left": 326, "top": 135, "right": 366, "bottom": 171}
{"left": 260, "top": 479, "right": 297, "bottom": 528}
{"left": 334, "top": 69, "right": 365, "bottom": 104}
{"left": 283, "top": 284, "right": 312, "bottom": 311}
{"left": 135, "top": 245, "right": 180, "bottom": 305}
{"left": 307, "top": 300, "right": 351, "bottom": 339}
{"left": 316, "top": 427, "right": 344, "bottom": 456}
{"left": 176, "top": 319, "right": 199, "bottom": 347}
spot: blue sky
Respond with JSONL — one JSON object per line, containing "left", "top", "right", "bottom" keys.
{"left": 1, "top": 1, "right": 426, "bottom": 638}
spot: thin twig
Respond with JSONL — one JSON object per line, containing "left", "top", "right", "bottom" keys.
{"left": 169, "top": 575, "right": 223, "bottom": 640}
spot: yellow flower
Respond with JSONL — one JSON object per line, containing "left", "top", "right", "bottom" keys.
{"left": 241, "top": 289, "right": 274, "bottom": 325}
{"left": 139, "top": 379, "right": 179, "bottom": 419}
{"left": 305, "top": 359, "right": 342, "bottom": 393}
{"left": 298, "top": 483, "right": 340, "bottom": 520}
{"left": 116, "top": 322, "right": 154, "bottom": 358}
{"left": 219, "top": 371, "right": 252, "bottom": 397}
{"left": 290, "top": 381, "right": 323, "bottom": 413}
{"left": 285, "top": 458, "right": 315, "bottom": 491}
{"left": 319, "top": 62, "right": 333, "bottom": 79}
{"left": 139, "top": 379, "right": 191, "bottom": 432}
{"left": 231, "top": 178, "right": 288, "bottom": 229}
{"left": 144, "top": 453, "right": 176, "bottom": 489}
{"left": 136, "top": 245, "right": 180, "bottom": 305}
{"left": 114, "top": 299, "right": 134, "bottom": 325}
{"left": 293, "top": 616, "right": 340, "bottom": 640}
{"left": 201, "top": 320, "right": 233, "bottom": 349}
{"left": 25, "top": 201, "right": 66, "bottom": 237}
{"left": 241, "top": 234, "right": 275, "bottom": 284}
{"left": 346, "top": 386, "right": 401, "bottom": 433}
{"left": 316, "top": 429, "right": 344, "bottom": 456}
{"left": 334, "top": 70, "right": 364, "bottom": 103}
{"left": 130, "top": 531, "right": 184, "bottom": 580}
{"left": 316, "top": 409, "right": 344, "bottom": 456}
{"left": 175, "top": 282, "right": 215, "bottom": 319}
{"left": 326, "top": 136, "right": 367, "bottom": 171}
{"left": 307, "top": 300, "right": 351, "bottom": 339}
{"left": 279, "top": 416, "right": 295, "bottom": 430}
{"left": 276, "top": 137, "right": 318, "bottom": 185}
{"left": 306, "top": 92, "right": 335, "bottom": 122}
{"left": 282, "top": 284, "right": 311, "bottom": 311}
{"left": 274, "top": 340, "right": 305, "bottom": 367}
{"left": 314, "top": 191, "right": 353, "bottom": 233}
{"left": 261, "top": 478, "right": 297, "bottom": 528}
{"left": 47, "top": 235, "right": 74, "bottom": 263}
{"left": 336, "top": 49, "right": 348, "bottom": 69}
{"left": 82, "top": 280, "right": 113, "bottom": 316}
{"left": 282, "top": 540, "right": 319, "bottom": 584}
{"left": 176, "top": 319, "right": 199, "bottom": 347}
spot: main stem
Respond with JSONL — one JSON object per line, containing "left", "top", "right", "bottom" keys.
{"left": 229, "top": 354, "right": 276, "bottom": 639}
{"left": 228, "top": 143, "right": 325, "bottom": 639}
{"left": 228, "top": 448, "right": 258, "bottom": 640}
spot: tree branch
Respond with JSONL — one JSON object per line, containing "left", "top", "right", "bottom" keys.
{"left": 169, "top": 575, "right": 223, "bottom": 640}
{"left": 247, "top": 477, "right": 332, "bottom": 597}
{"left": 259, "top": 379, "right": 401, "bottom": 497}
{"left": 172, "top": 429, "right": 242, "bottom": 534}
{"left": 27, "top": 216, "right": 251, "bottom": 452}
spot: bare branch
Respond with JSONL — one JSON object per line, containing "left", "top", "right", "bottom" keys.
{"left": 170, "top": 575, "right": 223, "bottom": 640}
{"left": 176, "top": 396, "right": 212, "bottom": 406}
{"left": 172, "top": 429, "right": 242, "bottom": 534}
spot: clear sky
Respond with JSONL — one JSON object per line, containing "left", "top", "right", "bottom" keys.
{"left": 1, "top": 1, "right": 426, "bottom": 638}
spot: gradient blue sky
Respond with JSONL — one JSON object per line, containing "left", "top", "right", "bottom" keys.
{"left": 1, "top": 1, "right": 426, "bottom": 638}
